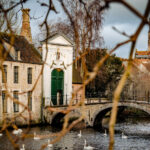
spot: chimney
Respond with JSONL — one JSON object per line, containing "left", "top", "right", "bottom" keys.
{"left": 148, "top": 18, "right": 150, "bottom": 51}
{"left": 20, "top": 9, "right": 32, "bottom": 43}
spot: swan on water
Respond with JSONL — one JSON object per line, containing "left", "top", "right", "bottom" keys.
{"left": 122, "top": 132, "right": 127, "bottom": 139}
{"left": 13, "top": 129, "right": 22, "bottom": 135}
{"left": 78, "top": 130, "right": 82, "bottom": 138}
{"left": 84, "top": 139, "right": 95, "bottom": 150}
{"left": 20, "top": 144, "right": 25, "bottom": 150}
{"left": 103, "top": 129, "right": 107, "bottom": 136}
{"left": 47, "top": 139, "right": 53, "bottom": 148}
{"left": 33, "top": 132, "right": 40, "bottom": 140}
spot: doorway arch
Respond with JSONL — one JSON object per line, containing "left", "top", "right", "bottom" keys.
{"left": 51, "top": 69, "right": 64, "bottom": 105}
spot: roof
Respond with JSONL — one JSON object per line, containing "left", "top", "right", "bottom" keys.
{"left": 41, "top": 32, "right": 74, "bottom": 46}
{"left": 135, "top": 50, "right": 150, "bottom": 59}
{"left": 72, "top": 64, "right": 82, "bottom": 84}
{"left": 135, "top": 51, "right": 150, "bottom": 55}
{"left": 0, "top": 32, "right": 42, "bottom": 64}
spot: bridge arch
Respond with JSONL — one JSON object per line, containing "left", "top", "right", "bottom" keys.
{"left": 51, "top": 112, "right": 65, "bottom": 127}
{"left": 51, "top": 109, "right": 84, "bottom": 127}
{"left": 92, "top": 102, "right": 150, "bottom": 129}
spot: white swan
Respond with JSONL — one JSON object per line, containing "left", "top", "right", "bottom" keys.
{"left": 20, "top": 144, "right": 25, "bottom": 150}
{"left": 122, "top": 132, "right": 127, "bottom": 139}
{"left": 18, "top": 129, "right": 22, "bottom": 134}
{"left": 13, "top": 129, "right": 22, "bottom": 135}
{"left": 47, "top": 139, "right": 53, "bottom": 148}
{"left": 78, "top": 130, "right": 82, "bottom": 138}
{"left": 33, "top": 132, "right": 40, "bottom": 140}
{"left": 103, "top": 129, "right": 107, "bottom": 136}
{"left": 84, "top": 139, "right": 95, "bottom": 150}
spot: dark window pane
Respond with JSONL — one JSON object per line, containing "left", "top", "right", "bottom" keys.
{"left": 13, "top": 91, "right": 19, "bottom": 112}
{"left": 28, "top": 91, "right": 32, "bottom": 110}
{"left": 2, "top": 91, "right": 7, "bottom": 113}
{"left": 27, "top": 68, "right": 32, "bottom": 84}
{"left": 14, "top": 66, "right": 19, "bottom": 83}
{"left": 2, "top": 65, "right": 7, "bottom": 83}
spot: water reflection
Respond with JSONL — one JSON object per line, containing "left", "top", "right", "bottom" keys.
{"left": 0, "top": 122, "right": 150, "bottom": 150}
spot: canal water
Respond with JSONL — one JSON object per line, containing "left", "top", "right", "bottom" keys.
{"left": 0, "top": 122, "right": 150, "bottom": 150}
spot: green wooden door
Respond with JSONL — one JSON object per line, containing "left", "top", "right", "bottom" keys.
{"left": 51, "top": 69, "right": 64, "bottom": 105}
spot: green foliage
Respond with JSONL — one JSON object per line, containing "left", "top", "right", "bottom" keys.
{"left": 86, "top": 49, "right": 124, "bottom": 96}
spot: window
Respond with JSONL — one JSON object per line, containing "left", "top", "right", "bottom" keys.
{"left": 28, "top": 91, "right": 32, "bottom": 111}
{"left": 15, "top": 51, "right": 18, "bottom": 60}
{"left": 2, "top": 91, "right": 7, "bottom": 113}
{"left": 14, "top": 66, "right": 19, "bottom": 83}
{"left": 13, "top": 91, "right": 19, "bottom": 112}
{"left": 27, "top": 68, "right": 32, "bottom": 84}
{"left": 2, "top": 65, "right": 7, "bottom": 83}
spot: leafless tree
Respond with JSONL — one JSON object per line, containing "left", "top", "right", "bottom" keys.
{"left": 0, "top": 0, "right": 150, "bottom": 150}
{"left": 0, "top": 0, "right": 20, "bottom": 33}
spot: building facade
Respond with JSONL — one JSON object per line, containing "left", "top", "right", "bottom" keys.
{"left": 0, "top": 8, "right": 83, "bottom": 126}
{"left": 123, "top": 22, "right": 150, "bottom": 100}
{"left": 0, "top": 9, "right": 42, "bottom": 125}
{"left": 42, "top": 33, "right": 74, "bottom": 106}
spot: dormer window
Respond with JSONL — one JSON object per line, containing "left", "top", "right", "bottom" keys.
{"left": 15, "top": 51, "right": 21, "bottom": 61}
{"left": 15, "top": 51, "right": 18, "bottom": 60}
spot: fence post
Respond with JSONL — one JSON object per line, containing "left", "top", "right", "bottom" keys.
{"left": 66, "top": 94, "right": 68, "bottom": 105}
{"left": 41, "top": 97, "right": 45, "bottom": 123}
{"left": 99, "top": 92, "right": 101, "bottom": 103}
{"left": 147, "top": 91, "right": 149, "bottom": 103}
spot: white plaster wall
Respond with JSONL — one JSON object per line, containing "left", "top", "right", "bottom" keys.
{"left": 42, "top": 35, "right": 73, "bottom": 105}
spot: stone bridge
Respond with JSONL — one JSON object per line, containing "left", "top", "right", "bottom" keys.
{"left": 43, "top": 100, "right": 150, "bottom": 129}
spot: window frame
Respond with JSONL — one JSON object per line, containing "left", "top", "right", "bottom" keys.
{"left": 28, "top": 91, "right": 32, "bottom": 111}
{"left": 14, "top": 66, "right": 19, "bottom": 83}
{"left": 13, "top": 91, "right": 19, "bottom": 112}
{"left": 2, "top": 65, "right": 7, "bottom": 83}
{"left": 2, "top": 91, "right": 7, "bottom": 113}
{"left": 27, "top": 67, "right": 32, "bottom": 84}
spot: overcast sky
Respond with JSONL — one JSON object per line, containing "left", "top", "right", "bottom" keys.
{"left": 101, "top": 0, "right": 149, "bottom": 58}
{"left": 22, "top": 0, "right": 149, "bottom": 58}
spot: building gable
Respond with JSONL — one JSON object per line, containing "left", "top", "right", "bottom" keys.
{"left": 46, "top": 33, "right": 73, "bottom": 46}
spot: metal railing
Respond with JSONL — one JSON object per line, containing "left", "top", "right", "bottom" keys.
{"left": 44, "top": 91, "right": 150, "bottom": 107}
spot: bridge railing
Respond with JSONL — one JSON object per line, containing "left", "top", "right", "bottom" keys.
{"left": 44, "top": 91, "right": 150, "bottom": 107}
{"left": 44, "top": 94, "right": 82, "bottom": 106}
{"left": 120, "top": 91, "right": 150, "bottom": 103}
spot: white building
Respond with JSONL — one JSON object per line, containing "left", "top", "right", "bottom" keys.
{"left": 0, "top": 9, "right": 42, "bottom": 125}
{"left": 42, "top": 33, "right": 74, "bottom": 106}
{"left": 0, "top": 33, "right": 42, "bottom": 125}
